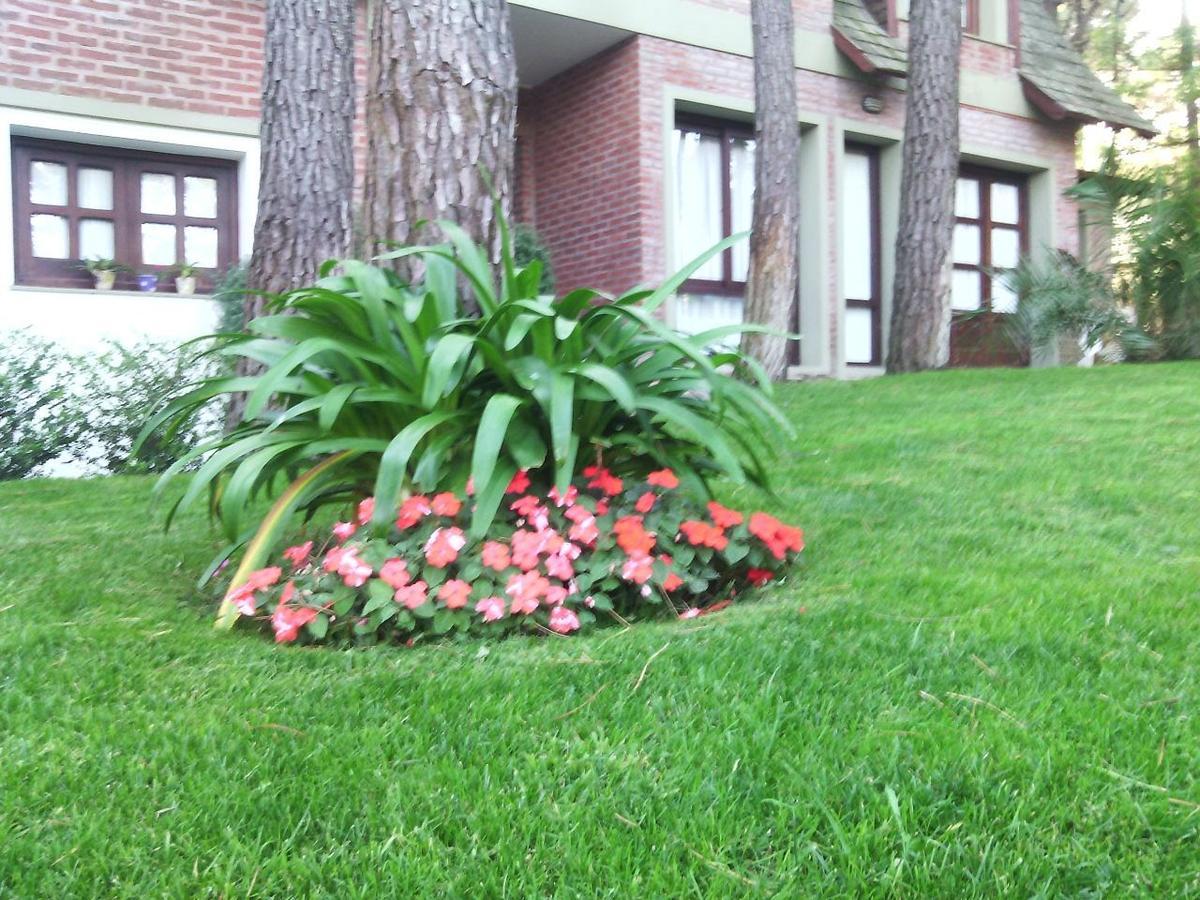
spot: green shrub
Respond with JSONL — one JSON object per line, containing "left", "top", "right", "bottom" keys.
{"left": 140, "top": 217, "right": 790, "bottom": 616}
{"left": 0, "top": 331, "right": 87, "bottom": 479}
{"left": 513, "top": 224, "right": 555, "bottom": 294}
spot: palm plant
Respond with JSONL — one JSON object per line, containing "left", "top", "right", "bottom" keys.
{"left": 138, "top": 218, "right": 792, "bottom": 626}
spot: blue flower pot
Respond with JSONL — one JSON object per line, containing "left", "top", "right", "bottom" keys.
{"left": 137, "top": 274, "right": 159, "bottom": 292}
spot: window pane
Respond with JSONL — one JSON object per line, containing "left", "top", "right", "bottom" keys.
{"left": 184, "top": 176, "right": 219, "bottom": 218}
{"left": 31, "top": 214, "right": 70, "bottom": 258}
{"left": 842, "top": 151, "right": 874, "bottom": 301}
{"left": 78, "top": 167, "right": 114, "bottom": 210}
{"left": 673, "top": 129, "right": 724, "bottom": 281}
{"left": 955, "top": 178, "right": 980, "bottom": 219}
{"left": 141, "top": 173, "right": 177, "bottom": 215}
{"left": 674, "top": 293, "right": 742, "bottom": 343}
{"left": 30, "top": 161, "right": 68, "bottom": 206}
{"left": 845, "top": 306, "right": 874, "bottom": 364}
{"left": 79, "top": 218, "right": 115, "bottom": 260}
{"left": 184, "top": 226, "right": 219, "bottom": 268}
{"left": 991, "top": 228, "right": 1020, "bottom": 269}
{"left": 729, "top": 137, "right": 756, "bottom": 282}
{"left": 141, "top": 222, "right": 177, "bottom": 265}
{"left": 952, "top": 269, "right": 982, "bottom": 311}
{"left": 953, "top": 223, "right": 981, "bottom": 265}
{"left": 991, "top": 182, "right": 1020, "bottom": 224}
{"left": 991, "top": 275, "right": 1019, "bottom": 314}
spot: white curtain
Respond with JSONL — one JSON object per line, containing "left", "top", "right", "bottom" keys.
{"left": 729, "top": 137, "right": 756, "bottom": 281}
{"left": 673, "top": 129, "right": 722, "bottom": 281}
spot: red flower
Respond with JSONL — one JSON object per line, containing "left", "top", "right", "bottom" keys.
{"left": 548, "top": 606, "right": 581, "bottom": 634}
{"left": 245, "top": 567, "right": 282, "bottom": 591}
{"left": 748, "top": 512, "right": 805, "bottom": 560}
{"left": 438, "top": 579, "right": 472, "bottom": 610}
{"left": 282, "top": 541, "right": 313, "bottom": 568}
{"left": 395, "top": 495, "right": 432, "bottom": 530}
{"left": 707, "top": 501, "right": 743, "bottom": 529}
{"left": 424, "top": 527, "right": 466, "bottom": 569}
{"left": 271, "top": 594, "right": 317, "bottom": 644}
{"left": 679, "top": 520, "right": 728, "bottom": 551}
{"left": 635, "top": 491, "right": 657, "bottom": 513}
{"left": 613, "top": 515, "right": 656, "bottom": 556}
{"left": 548, "top": 484, "right": 578, "bottom": 508}
{"left": 355, "top": 496, "right": 376, "bottom": 526}
{"left": 583, "top": 465, "right": 623, "bottom": 496}
{"left": 746, "top": 568, "right": 774, "bottom": 587}
{"left": 595, "top": 498, "right": 610, "bottom": 516}
{"left": 510, "top": 495, "right": 543, "bottom": 518}
{"left": 395, "top": 581, "right": 429, "bottom": 610}
{"left": 507, "top": 470, "right": 531, "bottom": 495}
{"left": 647, "top": 468, "right": 679, "bottom": 489}
{"left": 621, "top": 554, "right": 654, "bottom": 585}
{"left": 659, "top": 554, "right": 683, "bottom": 592}
{"left": 481, "top": 541, "right": 511, "bottom": 572}
{"left": 431, "top": 492, "right": 462, "bottom": 517}
{"left": 379, "top": 558, "right": 411, "bottom": 590}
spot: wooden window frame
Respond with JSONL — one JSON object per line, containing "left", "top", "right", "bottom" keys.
{"left": 674, "top": 113, "right": 755, "bottom": 299}
{"left": 962, "top": 0, "right": 981, "bottom": 35}
{"left": 11, "top": 137, "right": 238, "bottom": 291}
{"left": 844, "top": 143, "right": 883, "bottom": 367}
{"left": 953, "top": 164, "right": 1029, "bottom": 314}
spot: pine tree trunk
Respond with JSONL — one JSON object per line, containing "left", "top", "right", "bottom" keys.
{"left": 741, "top": 0, "right": 800, "bottom": 381}
{"left": 362, "top": 0, "right": 518, "bottom": 307}
{"left": 228, "top": 0, "right": 356, "bottom": 427}
{"left": 887, "top": 0, "right": 963, "bottom": 373}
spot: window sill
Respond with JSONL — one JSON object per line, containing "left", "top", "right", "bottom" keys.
{"left": 8, "top": 284, "right": 217, "bottom": 299}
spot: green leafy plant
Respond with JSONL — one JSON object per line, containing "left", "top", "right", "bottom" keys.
{"left": 0, "top": 331, "right": 88, "bottom": 479}
{"left": 139, "top": 218, "right": 791, "bottom": 625}
{"left": 81, "top": 257, "right": 125, "bottom": 274}
{"left": 513, "top": 223, "right": 555, "bottom": 294}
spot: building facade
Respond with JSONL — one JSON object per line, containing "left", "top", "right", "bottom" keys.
{"left": 0, "top": 0, "right": 1148, "bottom": 371}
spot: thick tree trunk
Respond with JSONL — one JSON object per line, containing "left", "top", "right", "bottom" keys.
{"left": 1181, "top": 9, "right": 1200, "bottom": 165}
{"left": 362, "top": 0, "right": 518, "bottom": 305}
{"left": 887, "top": 0, "right": 963, "bottom": 373}
{"left": 228, "top": 0, "right": 356, "bottom": 427}
{"left": 741, "top": 0, "right": 800, "bottom": 380}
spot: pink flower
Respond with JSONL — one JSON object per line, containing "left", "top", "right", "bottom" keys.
{"left": 647, "top": 468, "right": 679, "bottom": 489}
{"left": 424, "top": 526, "right": 466, "bottom": 569}
{"left": 510, "top": 594, "right": 539, "bottom": 616}
{"left": 475, "top": 595, "right": 506, "bottom": 622}
{"left": 379, "top": 558, "right": 411, "bottom": 590}
{"left": 583, "top": 465, "right": 623, "bottom": 496}
{"left": 568, "top": 515, "right": 600, "bottom": 547}
{"left": 332, "top": 521, "right": 357, "bottom": 542}
{"left": 438, "top": 579, "right": 472, "bottom": 610}
{"left": 396, "top": 495, "right": 432, "bottom": 530}
{"left": 229, "top": 584, "right": 257, "bottom": 616}
{"left": 544, "top": 550, "right": 575, "bottom": 581}
{"left": 394, "top": 581, "right": 429, "bottom": 610}
{"left": 543, "top": 584, "right": 568, "bottom": 607}
{"left": 466, "top": 475, "right": 476, "bottom": 496}
{"left": 245, "top": 567, "right": 282, "bottom": 591}
{"left": 510, "top": 529, "right": 544, "bottom": 571}
{"left": 507, "top": 470, "right": 531, "bottom": 495}
{"left": 707, "top": 501, "right": 743, "bottom": 529}
{"left": 548, "top": 606, "right": 581, "bottom": 634}
{"left": 323, "top": 546, "right": 350, "bottom": 573}
{"left": 431, "top": 492, "right": 462, "bottom": 517}
{"left": 506, "top": 570, "right": 551, "bottom": 609}
{"left": 282, "top": 541, "right": 313, "bottom": 567}
{"left": 635, "top": 491, "right": 657, "bottom": 513}
{"left": 271, "top": 598, "right": 317, "bottom": 643}
{"left": 336, "top": 549, "right": 373, "bottom": 588}
{"left": 621, "top": 554, "right": 654, "bottom": 585}
{"left": 510, "top": 495, "right": 544, "bottom": 519}
{"left": 356, "top": 496, "right": 376, "bottom": 526}
{"left": 481, "top": 541, "right": 511, "bottom": 572}
{"left": 548, "top": 484, "right": 578, "bottom": 508}
{"left": 679, "top": 608, "right": 700, "bottom": 620}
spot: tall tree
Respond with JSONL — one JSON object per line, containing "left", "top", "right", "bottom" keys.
{"left": 229, "top": 0, "right": 356, "bottom": 425}
{"left": 741, "top": 0, "right": 800, "bottom": 380}
{"left": 362, "top": 0, "right": 518, "bottom": 297}
{"left": 887, "top": 0, "right": 964, "bottom": 372}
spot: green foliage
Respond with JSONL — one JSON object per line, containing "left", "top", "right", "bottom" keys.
{"left": 512, "top": 223, "right": 555, "bottom": 294}
{"left": 143, "top": 218, "right": 790, "bottom": 560}
{"left": 211, "top": 261, "right": 249, "bottom": 336}
{"left": 0, "top": 331, "right": 87, "bottom": 479}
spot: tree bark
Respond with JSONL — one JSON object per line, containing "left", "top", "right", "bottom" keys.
{"left": 887, "top": 0, "right": 963, "bottom": 372}
{"left": 741, "top": 0, "right": 800, "bottom": 380}
{"left": 362, "top": 0, "right": 518, "bottom": 304}
{"left": 228, "top": 0, "right": 356, "bottom": 427}
{"left": 1181, "top": 8, "right": 1200, "bottom": 165}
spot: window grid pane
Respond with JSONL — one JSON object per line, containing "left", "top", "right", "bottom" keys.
{"left": 30, "top": 161, "right": 69, "bottom": 206}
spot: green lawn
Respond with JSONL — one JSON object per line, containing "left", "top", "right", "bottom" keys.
{"left": 3, "top": 363, "right": 1199, "bottom": 896}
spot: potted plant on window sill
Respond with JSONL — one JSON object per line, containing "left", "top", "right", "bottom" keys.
{"left": 174, "top": 263, "right": 200, "bottom": 296}
{"left": 137, "top": 272, "right": 160, "bottom": 293}
{"left": 82, "top": 257, "right": 124, "bottom": 291}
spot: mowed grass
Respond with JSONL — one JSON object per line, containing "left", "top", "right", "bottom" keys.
{"left": 2, "top": 363, "right": 1200, "bottom": 897}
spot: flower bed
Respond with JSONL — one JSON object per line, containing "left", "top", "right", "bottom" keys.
{"left": 226, "top": 467, "right": 804, "bottom": 644}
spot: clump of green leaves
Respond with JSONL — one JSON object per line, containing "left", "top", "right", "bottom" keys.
{"left": 0, "top": 331, "right": 86, "bottom": 479}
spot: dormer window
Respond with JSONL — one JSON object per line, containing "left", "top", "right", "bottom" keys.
{"left": 896, "top": 0, "right": 1006, "bottom": 42}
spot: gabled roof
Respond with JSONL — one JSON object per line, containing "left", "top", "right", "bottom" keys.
{"left": 830, "top": 0, "right": 1155, "bottom": 136}
{"left": 831, "top": 0, "right": 907, "bottom": 78}
{"left": 1018, "top": 0, "right": 1155, "bottom": 136}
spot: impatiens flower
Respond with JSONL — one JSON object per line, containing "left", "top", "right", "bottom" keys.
{"left": 424, "top": 526, "right": 466, "bottom": 569}
{"left": 583, "top": 465, "right": 623, "bottom": 497}
{"left": 510, "top": 495, "right": 544, "bottom": 519}
{"left": 544, "top": 584, "right": 568, "bottom": 607}
{"left": 658, "top": 555, "right": 683, "bottom": 592}
{"left": 647, "top": 468, "right": 679, "bottom": 489}
{"left": 748, "top": 512, "right": 805, "bottom": 561}
{"left": 379, "top": 558, "right": 412, "bottom": 590}
{"left": 569, "top": 516, "right": 600, "bottom": 547}
{"left": 621, "top": 554, "right": 654, "bottom": 585}
{"left": 323, "top": 546, "right": 350, "bottom": 573}
{"left": 282, "top": 541, "right": 313, "bottom": 568}
{"left": 481, "top": 541, "right": 511, "bottom": 572}
{"left": 438, "top": 579, "right": 472, "bottom": 610}
{"left": 544, "top": 542, "right": 580, "bottom": 581}
{"left": 679, "top": 520, "right": 728, "bottom": 551}
{"left": 506, "top": 571, "right": 551, "bottom": 611}
{"left": 431, "top": 492, "right": 462, "bottom": 517}
{"left": 245, "top": 567, "right": 282, "bottom": 591}
{"left": 511, "top": 529, "right": 546, "bottom": 571}
{"left": 595, "top": 498, "right": 610, "bottom": 516}
{"left": 613, "top": 516, "right": 656, "bottom": 556}
{"left": 746, "top": 568, "right": 774, "bottom": 587}
{"left": 356, "top": 496, "right": 376, "bottom": 526}
{"left": 707, "top": 501, "right": 743, "bottom": 529}
{"left": 395, "top": 495, "right": 433, "bottom": 530}
{"left": 466, "top": 475, "right": 476, "bottom": 496}
{"left": 507, "top": 469, "right": 531, "bottom": 495}
{"left": 332, "top": 520, "right": 357, "bottom": 542}
{"left": 510, "top": 594, "right": 539, "bottom": 616}
{"left": 635, "top": 491, "right": 657, "bottom": 514}
{"left": 679, "top": 607, "right": 700, "bottom": 620}
{"left": 336, "top": 549, "right": 373, "bottom": 588}
{"left": 229, "top": 585, "right": 257, "bottom": 616}
{"left": 548, "top": 606, "right": 581, "bottom": 634}
{"left": 394, "top": 581, "right": 429, "bottom": 610}
{"left": 547, "top": 484, "right": 578, "bottom": 508}
{"left": 475, "top": 596, "right": 506, "bottom": 622}
{"left": 271, "top": 591, "right": 317, "bottom": 644}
